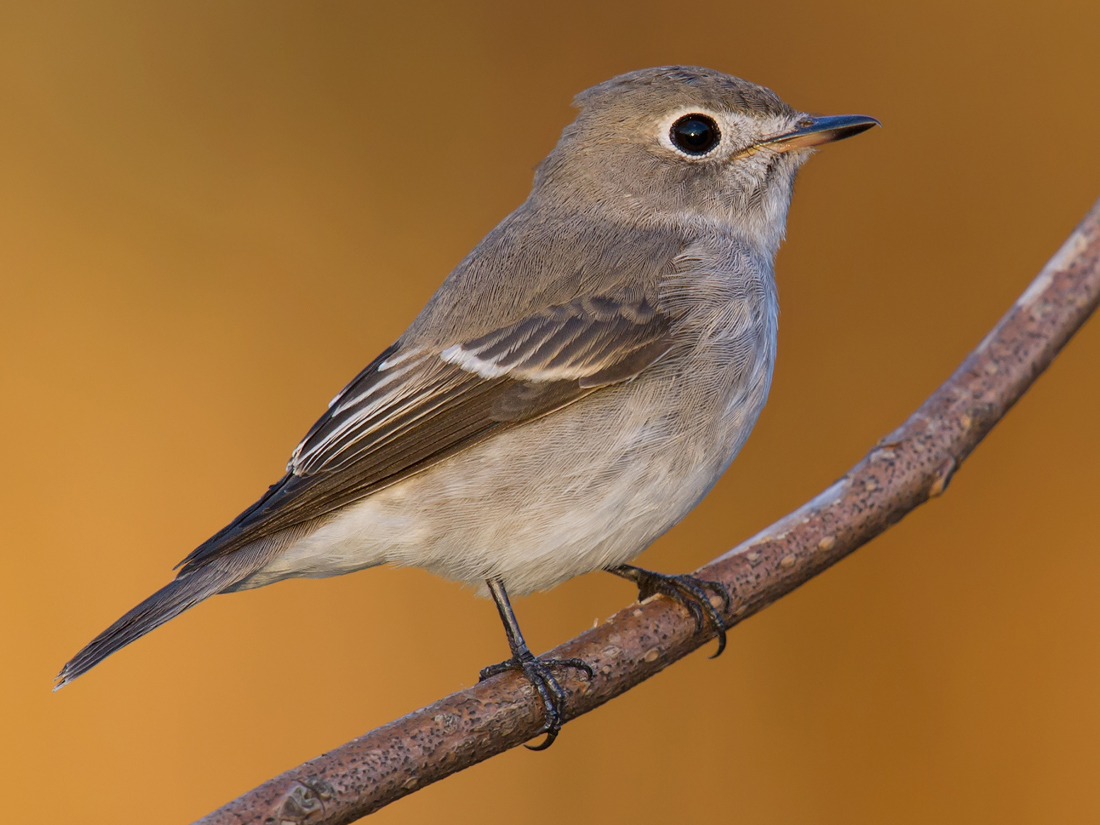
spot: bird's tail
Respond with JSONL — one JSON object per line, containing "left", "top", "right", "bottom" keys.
{"left": 55, "top": 563, "right": 238, "bottom": 690}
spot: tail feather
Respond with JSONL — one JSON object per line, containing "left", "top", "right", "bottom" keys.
{"left": 55, "top": 566, "right": 232, "bottom": 690}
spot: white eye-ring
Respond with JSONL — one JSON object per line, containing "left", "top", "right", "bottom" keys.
{"left": 658, "top": 110, "right": 723, "bottom": 159}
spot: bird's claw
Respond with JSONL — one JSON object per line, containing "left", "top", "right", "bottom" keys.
{"left": 620, "top": 566, "right": 733, "bottom": 658}
{"left": 479, "top": 650, "right": 593, "bottom": 750}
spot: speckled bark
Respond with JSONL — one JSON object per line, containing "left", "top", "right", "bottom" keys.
{"left": 195, "top": 198, "right": 1100, "bottom": 825}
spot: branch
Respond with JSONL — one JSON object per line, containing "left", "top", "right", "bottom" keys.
{"left": 197, "top": 198, "right": 1100, "bottom": 825}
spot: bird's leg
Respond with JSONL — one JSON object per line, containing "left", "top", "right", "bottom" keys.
{"left": 607, "top": 564, "right": 733, "bottom": 658}
{"left": 478, "top": 578, "right": 593, "bottom": 750}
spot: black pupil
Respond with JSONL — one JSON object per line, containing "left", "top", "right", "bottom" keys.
{"left": 671, "top": 115, "right": 719, "bottom": 155}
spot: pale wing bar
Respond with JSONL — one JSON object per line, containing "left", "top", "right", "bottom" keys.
{"left": 441, "top": 296, "right": 669, "bottom": 385}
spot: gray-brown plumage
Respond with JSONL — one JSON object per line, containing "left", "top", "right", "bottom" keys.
{"left": 57, "top": 66, "right": 876, "bottom": 744}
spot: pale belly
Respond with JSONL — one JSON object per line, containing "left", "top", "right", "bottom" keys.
{"left": 235, "top": 345, "right": 773, "bottom": 597}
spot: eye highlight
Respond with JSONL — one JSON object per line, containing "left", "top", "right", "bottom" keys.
{"left": 669, "top": 114, "right": 721, "bottom": 156}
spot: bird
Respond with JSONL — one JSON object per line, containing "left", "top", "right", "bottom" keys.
{"left": 57, "top": 65, "right": 877, "bottom": 748}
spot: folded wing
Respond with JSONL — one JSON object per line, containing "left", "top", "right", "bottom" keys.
{"left": 176, "top": 296, "right": 672, "bottom": 574}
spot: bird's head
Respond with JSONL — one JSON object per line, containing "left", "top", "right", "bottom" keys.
{"left": 535, "top": 66, "right": 878, "bottom": 258}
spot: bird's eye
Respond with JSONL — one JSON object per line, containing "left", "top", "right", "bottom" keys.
{"left": 670, "top": 114, "right": 721, "bottom": 156}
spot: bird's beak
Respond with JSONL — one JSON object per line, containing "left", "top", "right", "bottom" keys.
{"left": 761, "top": 114, "right": 880, "bottom": 152}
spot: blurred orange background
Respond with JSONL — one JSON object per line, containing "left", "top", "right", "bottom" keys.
{"left": 4, "top": 1, "right": 1100, "bottom": 822}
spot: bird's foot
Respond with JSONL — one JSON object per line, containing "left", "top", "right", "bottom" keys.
{"left": 611, "top": 564, "right": 733, "bottom": 658}
{"left": 479, "top": 649, "right": 594, "bottom": 750}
